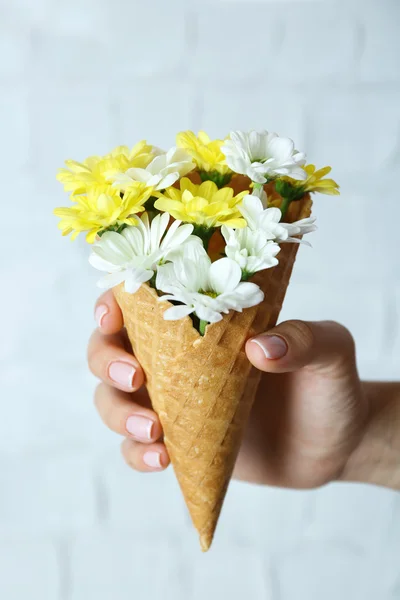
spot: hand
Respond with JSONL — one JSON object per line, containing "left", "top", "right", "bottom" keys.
{"left": 88, "top": 291, "right": 368, "bottom": 487}
{"left": 88, "top": 291, "right": 169, "bottom": 472}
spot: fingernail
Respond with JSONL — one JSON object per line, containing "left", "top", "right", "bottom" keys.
{"left": 251, "top": 335, "right": 288, "bottom": 359}
{"left": 126, "top": 415, "right": 153, "bottom": 441}
{"left": 95, "top": 304, "right": 108, "bottom": 328}
{"left": 143, "top": 451, "right": 162, "bottom": 469}
{"left": 109, "top": 361, "right": 136, "bottom": 390}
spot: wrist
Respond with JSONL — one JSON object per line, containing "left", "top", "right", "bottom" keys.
{"left": 339, "top": 382, "right": 400, "bottom": 490}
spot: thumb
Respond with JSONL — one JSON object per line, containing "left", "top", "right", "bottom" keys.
{"left": 245, "top": 320, "right": 357, "bottom": 374}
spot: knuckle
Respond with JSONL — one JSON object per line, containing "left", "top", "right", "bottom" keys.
{"left": 285, "top": 319, "right": 315, "bottom": 351}
{"left": 93, "top": 382, "right": 105, "bottom": 409}
{"left": 86, "top": 335, "right": 100, "bottom": 370}
{"left": 121, "top": 441, "right": 136, "bottom": 470}
{"left": 323, "top": 320, "right": 356, "bottom": 354}
{"left": 94, "top": 383, "right": 116, "bottom": 428}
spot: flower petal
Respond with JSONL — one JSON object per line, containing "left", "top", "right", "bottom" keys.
{"left": 122, "top": 223, "right": 147, "bottom": 256}
{"left": 123, "top": 168, "right": 152, "bottom": 184}
{"left": 89, "top": 253, "right": 120, "bottom": 273}
{"left": 155, "top": 172, "right": 180, "bottom": 190}
{"left": 92, "top": 231, "right": 134, "bottom": 265}
{"left": 156, "top": 262, "right": 177, "bottom": 294}
{"left": 267, "top": 136, "right": 294, "bottom": 161}
{"left": 234, "top": 282, "right": 264, "bottom": 308}
{"left": 163, "top": 304, "right": 194, "bottom": 320}
{"left": 150, "top": 212, "right": 170, "bottom": 254}
{"left": 194, "top": 303, "right": 223, "bottom": 323}
{"left": 164, "top": 236, "right": 206, "bottom": 263}
{"left": 209, "top": 257, "right": 242, "bottom": 294}
{"left": 124, "top": 268, "right": 153, "bottom": 293}
{"left": 160, "top": 220, "right": 193, "bottom": 251}
{"left": 154, "top": 197, "right": 184, "bottom": 216}
{"left": 97, "top": 271, "right": 127, "bottom": 290}
{"left": 238, "top": 194, "right": 263, "bottom": 229}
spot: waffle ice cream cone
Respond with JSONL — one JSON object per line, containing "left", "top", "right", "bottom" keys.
{"left": 113, "top": 194, "right": 312, "bottom": 551}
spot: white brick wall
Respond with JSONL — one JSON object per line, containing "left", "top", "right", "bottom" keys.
{"left": 0, "top": 541, "right": 61, "bottom": 600}
{"left": 1, "top": 0, "right": 400, "bottom": 598}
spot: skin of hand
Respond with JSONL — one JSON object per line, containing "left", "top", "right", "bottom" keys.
{"left": 88, "top": 290, "right": 397, "bottom": 489}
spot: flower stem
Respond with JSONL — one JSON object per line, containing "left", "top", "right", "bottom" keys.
{"left": 280, "top": 196, "right": 291, "bottom": 220}
{"left": 144, "top": 196, "right": 159, "bottom": 222}
{"left": 199, "top": 319, "right": 207, "bottom": 336}
{"left": 192, "top": 225, "right": 214, "bottom": 252}
{"left": 148, "top": 273, "right": 157, "bottom": 289}
{"left": 199, "top": 171, "right": 232, "bottom": 188}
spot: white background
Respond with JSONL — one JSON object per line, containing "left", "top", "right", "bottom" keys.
{"left": 1, "top": 0, "right": 400, "bottom": 598}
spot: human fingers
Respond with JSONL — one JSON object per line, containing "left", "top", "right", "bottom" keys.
{"left": 94, "top": 383, "right": 162, "bottom": 443}
{"left": 246, "top": 320, "right": 356, "bottom": 375}
{"left": 94, "top": 289, "right": 124, "bottom": 334}
{"left": 87, "top": 328, "right": 145, "bottom": 392}
{"left": 121, "top": 438, "right": 170, "bottom": 473}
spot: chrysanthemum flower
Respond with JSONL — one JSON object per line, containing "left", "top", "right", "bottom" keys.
{"left": 109, "top": 147, "right": 195, "bottom": 192}
{"left": 89, "top": 212, "right": 196, "bottom": 293}
{"left": 56, "top": 141, "right": 157, "bottom": 196}
{"left": 54, "top": 183, "right": 153, "bottom": 243}
{"left": 154, "top": 177, "right": 247, "bottom": 230}
{"left": 221, "top": 225, "right": 280, "bottom": 278}
{"left": 274, "top": 164, "right": 339, "bottom": 214}
{"left": 222, "top": 130, "right": 306, "bottom": 184}
{"left": 176, "top": 131, "right": 232, "bottom": 186}
{"left": 156, "top": 249, "right": 264, "bottom": 324}
{"left": 239, "top": 194, "right": 316, "bottom": 244}
{"left": 296, "top": 164, "right": 340, "bottom": 195}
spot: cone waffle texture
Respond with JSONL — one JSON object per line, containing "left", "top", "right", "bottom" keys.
{"left": 113, "top": 195, "right": 312, "bottom": 551}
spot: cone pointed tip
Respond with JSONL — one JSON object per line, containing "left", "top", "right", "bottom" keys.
{"left": 200, "top": 532, "right": 213, "bottom": 552}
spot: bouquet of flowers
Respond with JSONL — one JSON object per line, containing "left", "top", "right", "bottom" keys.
{"left": 55, "top": 129, "right": 339, "bottom": 550}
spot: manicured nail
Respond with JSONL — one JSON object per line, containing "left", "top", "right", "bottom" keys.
{"left": 126, "top": 415, "right": 153, "bottom": 441}
{"left": 109, "top": 361, "right": 136, "bottom": 390}
{"left": 251, "top": 335, "right": 288, "bottom": 360}
{"left": 143, "top": 451, "right": 162, "bottom": 469}
{"left": 95, "top": 304, "right": 108, "bottom": 328}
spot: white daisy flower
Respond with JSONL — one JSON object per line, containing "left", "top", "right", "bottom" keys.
{"left": 156, "top": 252, "right": 264, "bottom": 323}
{"left": 89, "top": 212, "right": 195, "bottom": 293}
{"left": 109, "top": 147, "right": 195, "bottom": 192}
{"left": 280, "top": 217, "right": 318, "bottom": 243}
{"left": 222, "top": 130, "right": 306, "bottom": 184}
{"left": 221, "top": 225, "right": 280, "bottom": 277}
{"left": 162, "top": 232, "right": 205, "bottom": 264}
{"left": 239, "top": 194, "right": 316, "bottom": 244}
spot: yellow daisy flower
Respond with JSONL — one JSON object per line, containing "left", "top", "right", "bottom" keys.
{"left": 54, "top": 183, "right": 153, "bottom": 243}
{"left": 301, "top": 164, "right": 340, "bottom": 195}
{"left": 275, "top": 164, "right": 339, "bottom": 214}
{"left": 57, "top": 141, "right": 156, "bottom": 196}
{"left": 154, "top": 177, "right": 247, "bottom": 230}
{"left": 281, "top": 165, "right": 340, "bottom": 196}
{"left": 176, "top": 131, "right": 232, "bottom": 185}
{"left": 279, "top": 164, "right": 339, "bottom": 198}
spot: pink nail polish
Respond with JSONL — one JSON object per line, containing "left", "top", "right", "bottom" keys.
{"left": 251, "top": 335, "right": 288, "bottom": 360}
{"left": 95, "top": 304, "right": 108, "bottom": 328}
{"left": 143, "top": 451, "right": 162, "bottom": 469}
{"left": 126, "top": 415, "right": 153, "bottom": 441}
{"left": 108, "top": 362, "right": 136, "bottom": 390}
